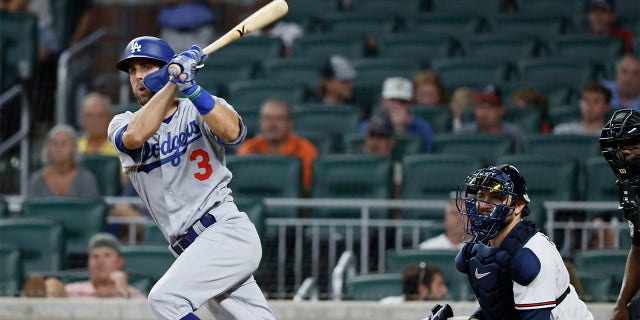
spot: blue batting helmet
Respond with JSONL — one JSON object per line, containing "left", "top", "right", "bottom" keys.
{"left": 456, "top": 164, "right": 530, "bottom": 243}
{"left": 116, "top": 36, "right": 175, "bottom": 72}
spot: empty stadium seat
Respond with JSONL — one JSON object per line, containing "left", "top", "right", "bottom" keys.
{"left": 584, "top": 156, "right": 617, "bottom": 201}
{"left": 294, "top": 130, "right": 336, "bottom": 154}
{"left": 22, "top": 198, "right": 107, "bottom": 254}
{"left": 548, "top": 104, "right": 581, "bottom": 130}
{"left": 342, "top": 132, "right": 423, "bottom": 162}
{"left": 550, "top": 35, "right": 624, "bottom": 61}
{"left": 227, "top": 80, "right": 306, "bottom": 106}
{"left": 311, "top": 154, "right": 392, "bottom": 219}
{"left": 0, "top": 11, "right": 37, "bottom": 90}
{"left": 516, "top": 58, "right": 595, "bottom": 91}
{"left": 0, "top": 197, "right": 7, "bottom": 218}
{"left": 121, "top": 245, "right": 174, "bottom": 282}
{"left": 351, "top": 58, "right": 421, "bottom": 83}
{"left": 348, "top": 0, "right": 424, "bottom": 15}
{"left": 292, "top": 34, "right": 367, "bottom": 60}
{"left": 431, "top": 58, "right": 511, "bottom": 91}
{"left": 213, "top": 37, "right": 283, "bottom": 61}
{"left": 319, "top": 12, "right": 397, "bottom": 35}
{"left": 430, "top": 0, "right": 505, "bottom": 14}
{"left": 515, "top": 0, "right": 585, "bottom": 16}
{"left": 500, "top": 81, "right": 575, "bottom": 107}
{"left": 260, "top": 58, "right": 323, "bottom": 90}
{"left": 196, "top": 58, "right": 255, "bottom": 98}
{"left": 236, "top": 107, "right": 260, "bottom": 138}
{"left": 431, "top": 134, "right": 513, "bottom": 166}
{"left": 377, "top": 34, "right": 457, "bottom": 64}
{"left": 385, "top": 249, "right": 471, "bottom": 300}
{"left": 578, "top": 271, "right": 612, "bottom": 302}
{"left": 574, "top": 249, "right": 629, "bottom": 300}
{"left": 504, "top": 107, "right": 543, "bottom": 134}
{"left": 352, "top": 80, "right": 384, "bottom": 110}
{"left": 0, "top": 218, "right": 64, "bottom": 274}
{"left": 0, "top": 246, "right": 22, "bottom": 296}
{"left": 411, "top": 105, "right": 453, "bottom": 134}
{"left": 406, "top": 13, "right": 483, "bottom": 36}
{"left": 521, "top": 134, "right": 600, "bottom": 163}
{"left": 292, "top": 105, "right": 361, "bottom": 151}
{"left": 463, "top": 33, "right": 539, "bottom": 61}
{"left": 344, "top": 273, "right": 402, "bottom": 300}
{"left": 488, "top": 13, "right": 567, "bottom": 36}
{"left": 111, "top": 103, "right": 139, "bottom": 115}
{"left": 81, "top": 154, "right": 122, "bottom": 196}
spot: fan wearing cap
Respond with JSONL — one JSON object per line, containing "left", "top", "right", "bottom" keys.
{"left": 319, "top": 55, "right": 357, "bottom": 106}
{"left": 458, "top": 84, "right": 526, "bottom": 151}
{"left": 586, "top": 0, "right": 633, "bottom": 52}
{"left": 360, "top": 77, "right": 434, "bottom": 152}
{"left": 364, "top": 109, "right": 396, "bottom": 157}
{"left": 455, "top": 165, "right": 593, "bottom": 320}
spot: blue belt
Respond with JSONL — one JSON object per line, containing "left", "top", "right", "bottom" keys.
{"left": 171, "top": 213, "right": 217, "bottom": 256}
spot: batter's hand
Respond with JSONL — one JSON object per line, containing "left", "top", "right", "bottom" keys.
{"left": 169, "top": 45, "right": 207, "bottom": 92}
{"left": 610, "top": 304, "right": 630, "bottom": 320}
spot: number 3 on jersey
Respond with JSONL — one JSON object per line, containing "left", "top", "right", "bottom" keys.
{"left": 189, "top": 149, "right": 213, "bottom": 181}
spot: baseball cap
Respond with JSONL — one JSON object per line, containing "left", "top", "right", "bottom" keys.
{"left": 587, "top": 0, "right": 614, "bottom": 11}
{"left": 89, "top": 232, "right": 122, "bottom": 254}
{"left": 381, "top": 77, "right": 413, "bottom": 101}
{"left": 474, "top": 84, "right": 502, "bottom": 106}
{"left": 322, "top": 55, "right": 357, "bottom": 81}
{"left": 368, "top": 109, "right": 394, "bottom": 138}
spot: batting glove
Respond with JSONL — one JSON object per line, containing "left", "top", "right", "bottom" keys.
{"left": 142, "top": 64, "right": 170, "bottom": 93}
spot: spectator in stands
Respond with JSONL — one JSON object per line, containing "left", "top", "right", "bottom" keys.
{"left": 450, "top": 87, "right": 475, "bottom": 133}
{"left": 510, "top": 88, "right": 550, "bottom": 134}
{"left": 602, "top": 54, "right": 640, "bottom": 110}
{"left": 458, "top": 84, "right": 525, "bottom": 151}
{"left": 586, "top": 0, "right": 634, "bottom": 52}
{"left": 318, "top": 54, "right": 357, "bottom": 106}
{"left": 418, "top": 194, "right": 465, "bottom": 251}
{"left": 363, "top": 109, "right": 396, "bottom": 157}
{"left": 77, "top": 92, "right": 116, "bottom": 156}
{"left": 28, "top": 124, "right": 100, "bottom": 199}
{"left": 553, "top": 81, "right": 612, "bottom": 136}
{"left": 413, "top": 70, "right": 448, "bottom": 106}
{"left": 158, "top": 0, "right": 219, "bottom": 52}
{"left": 23, "top": 233, "right": 146, "bottom": 299}
{"left": 237, "top": 99, "right": 318, "bottom": 195}
{"left": 249, "top": 0, "right": 303, "bottom": 57}
{"left": 360, "top": 77, "right": 434, "bottom": 152}
{"left": 380, "top": 262, "right": 448, "bottom": 303}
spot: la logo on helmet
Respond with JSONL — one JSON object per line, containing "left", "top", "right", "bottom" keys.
{"left": 131, "top": 41, "right": 142, "bottom": 53}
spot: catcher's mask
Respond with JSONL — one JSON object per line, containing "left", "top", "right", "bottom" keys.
{"left": 456, "top": 164, "right": 530, "bottom": 243}
{"left": 600, "top": 109, "right": 640, "bottom": 181}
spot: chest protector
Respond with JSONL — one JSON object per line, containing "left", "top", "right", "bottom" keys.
{"left": 457, "top": 220, "right": 537, "bottom": 320}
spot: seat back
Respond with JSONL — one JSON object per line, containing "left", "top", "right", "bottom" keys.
{"left": 213, "top": 37, "right": 282, "bottom": 61}
{"left": 351, "top": 58, "right": 421, "bottom": 83}
{"left": 489, "top": 13, "right": 567, "bottom": 36}
{"left": 431, "top": 134, "right": 513, "bottom": 166}
{"left": 574, "top": 250, "right": 629, "bottom": 300}
{"left": 407, "top": 13, "right": 483, "bottom": 35}
{"left": 121, "top": 245, "right": 174, "bottom": 282}
{"left": 501, "top": 81, "right": 575, "bottom": 106}
{"left": 261, "top": 58, "right": 323, "bottom": 90}
{"left": 517, "top": 58, "right": 594, "bottom": 91}
{"left": 0, "top": 246, "right": 22, "bottom": 296}
{"left": 577, "top": 271, "right": 612, "bottom": 302}
{"left": 430, "top": 0, "right": 505, "bottom": 14}
{"left": 377, "top": 34, "right": 456, "bottom": 64}
{"left": 0, "top": 197, "right": 8, "bottom": 218}
{"left": 196, "top": 58, "right": 255, "bottom": 98}
{"left": 234, "top": 197, "right": 264, "bottom": 239}
{"left": 142, "top": 223, "right": 166, "bottom": 246}
{"left": 431, "top": 58, "right": 511, "bottom": 90}
{"left": 402, "top": 154, "right": 483, "bottom": 200}
{"left": 344, "top": 273, "right": 402, "bottom": 300}
{"left": 584, "top": 157, "right": 618, "bottom": 201}
{"left": 348, "top": 0, "right": 423, "bottom": 15}
{"left": 294, "top": 130, "right": 335, "bottom": 155}
{"left": 550, "top": 35, "right": 624, "bottom": 61}
{"left": 0, "top": 11, "right": 37, "bottom": 90}
{"left": 22, "top": 198, "right": 106, "bottom": 254}
{"left": 292, "top": 34, "right": 366, "bottom": 60}
{"left": 504, "top": 107, "right": 543, "bottom": 134}
{"left": 463, "top": 33, "right": 539, "bottom": 60}
{"left": 521, "top": 134, "right": 600, "bottom": 164}
{"left": 312, "top": 155, "right": 392, "bottom": 218}
{"left": 320, "top": 12, "right": 397, "bottom": 35}
{"left": 342, "top": 133, "right": 423, "bottom": 162}
{"left": 81, "top": 154, "right": 122, "bottom": 196}
{"left": 0, "top": 218, "right": 64, "bottom": 274}
{"left": 227, "top": 80, "right": 306, "bottom": 106}
{"left": 515, "top": 0, "right": 585, "bottom": 16}
{"left": 292, "top": 105, "right": 361, "bottom": 151}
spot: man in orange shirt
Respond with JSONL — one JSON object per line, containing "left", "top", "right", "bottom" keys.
{"left": 237, "top": 99, "right": 318, "bottom": 194}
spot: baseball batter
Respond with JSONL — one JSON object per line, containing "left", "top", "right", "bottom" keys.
{"left": 454, "top": 165, "right": 593, "bottom": 320}
{"left": 107, "top": 36, "right": 275, "bottom": 320}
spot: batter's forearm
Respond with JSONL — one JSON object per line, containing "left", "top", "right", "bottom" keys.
{"left": 202, "top": 102, "right": 241, "bottom": 143}
{"left": 615, "top": 245, "right": 640, "bottom": 308}
{"left": 123, "top": 84, "right": 179, "bottom": 149}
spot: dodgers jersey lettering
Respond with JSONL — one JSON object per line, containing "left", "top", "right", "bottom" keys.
{"left": 108, "top": 97, "right": 246, "bottom": 242}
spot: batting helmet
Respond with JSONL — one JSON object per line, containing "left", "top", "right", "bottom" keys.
{"left": 115, "top": 36, "right": 175, "bottom": 72}
{"left": 456, "top": 164, "right": 530, "bottom": 243}
{"left": 600, "top": 109, "right": 640, "bottom": 180}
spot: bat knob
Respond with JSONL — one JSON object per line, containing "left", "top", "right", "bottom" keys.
{"left": 168, "top": 64, "right": 181, "bottom": 77}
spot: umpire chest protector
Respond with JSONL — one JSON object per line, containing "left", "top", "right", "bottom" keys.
{"left": 456, "top": 221, "right": 538, "bottom": 320}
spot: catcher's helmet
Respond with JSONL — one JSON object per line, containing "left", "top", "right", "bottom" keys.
{"left": 456, "top": 164, "right": 530, "bottom": 243}
{"left": 600, "top": 109, "right": 640, "bottom": 180}
{"left": 116, "top": 36, "right": 174, "bottom": 72}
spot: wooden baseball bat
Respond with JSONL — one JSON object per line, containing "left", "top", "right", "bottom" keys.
{"left": 168, "top": 0, "right": 289, "bottom": 77}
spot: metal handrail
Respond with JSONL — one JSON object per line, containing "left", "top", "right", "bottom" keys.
{"left": 331, "top": 251, "right": 356, "bottom": 301}
{"left": 293, "top": 277, "right": 319, "bottom": 302}
{"left": 0, "top": 84, "right": 30, "bottom": 196}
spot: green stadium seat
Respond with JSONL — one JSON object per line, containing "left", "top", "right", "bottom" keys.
{"left": 430, "top": 0, "right": 505, "bottom": 14}
{"left": 584, "top": 156, "right": 617, "bottom": 201}
{"left": 463, "top": 33, "right": 539, "bottom": 61}
{"left": 515, "top": 0, "right": 585, "bottom": 16}
{"left": 352, "top": 80, "right": 384, "bottom": 110}
{"left": 319, "top": 12, "right": 397, "bottom": 35}
{"left": 550, "top": 35, "right": 625, "bottom": 61}
{"left": 197, "top": 58, "right": 255, "bottom": 98}
{"left": 615, "top": 0, "right": 640, "bottom": 16}
{"left": 385, "top": 249, "right": 472, "bottom": 300}
{"left": 504, "top": 107, "right": 543, "bottom": 134}
{"left": 227, "top": 80, "right": 306, "bottom": 106}
{"left": 291, "top": 34, "right": 367, "bottom": 60}
{"left": 311, "top": 154, "right": 392, "bottom": 219}
{"left": 431, "top": 134, "right": 513, "bottom": 166}
{"left": 81, "top": 154, "right": 122, "bottom": 196}
{"left": 501, "top": 81, "right": 575, "bottom": 107}
{"left": 488, "top": 13, "right": 567, "bottom": 36}
{"left": 411, "top": 105, "right": 453, "bottom": 134}
{"left": 236, "top": 107, "right": 260, "bottom": 138}
{"left": 213, "top": 37, "right": 283, "bottom": 61}
{"left": 574, "top": 250, "right": 629, "bottom": 300}
{"left": 292, "top": 105, "right": 361, "bottom": 151}
{"left": 287, "top": 0, "right": 340, "bottom": 20}
{"left": 348, "top": 0, "right": 424, "bottom": 15}
{"left": 294, "top": 130, "right": 336, "bottom": 155}
{"left": 516, "top": 58, "right": 595, "bottom": 91}
{"left": 22, "top": 198, "right": 107, "bottom": 254}
{"left": 0, "top": 218, "right": 64, "bottom": 274}
{"left": 51, "top": 0, "right": 73, "bottom": 48}
{"left": 0, "top": 197, "right": 7, "bottom": 218}
{"left": 111, "top": 103, "right": 139, "bottom": 115}
{"left": 578, "top": 271, "right": 612, "bottom": 302}
{"left": 548, "top": 104, "right": 581, "bottom": 130}
{"left": 0, "top": 246, "right": 22, "bottom": 296}
{"left": 521, "top": 134, "right": 600, "bottom": 164}
{"left": 234, "top": 197, "right": 265, "bottom": 239}
{"left": 430, "top": 58, "right": 512, "bottom": 91}
{"left": 142, "top": 223, "right": 166, "bottom": 246}
{"left": 351, "top": 58, "right": 422, "bottom": 83}
{"left": 342, "top": 132, "right": 424, "bottom": 162}
{"left": 377, "top": 34, "right": 457, "bottom": 64}
{"left": 406, "top": 13, "right": 483, "bottom": 36}
{"left": 260, "top": 58, "right": 323, "bottom": 90}
{"left": 0, "top": 11, "right": 38, "bottom": 90}
{"left": 344, "top": 273, "right": 402, "bottom": 300}
{"left": 121, "top": 245, "right": 174, "bottom": 282}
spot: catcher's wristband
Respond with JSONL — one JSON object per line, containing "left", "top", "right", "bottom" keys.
{"left": 184, "top": 85, "right": 215, "bottom": 115}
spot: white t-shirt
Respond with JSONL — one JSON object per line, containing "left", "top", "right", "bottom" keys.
{"left": 418, "top": 233, "right": 464, "bottom": 250}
